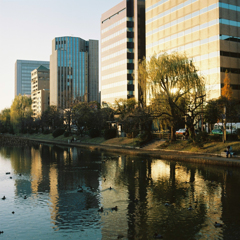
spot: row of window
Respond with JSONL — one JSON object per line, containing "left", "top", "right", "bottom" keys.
{"left": 102, "top": 28, "right": 127, "bottom": 43}
{"left": 221, "top": 67, "right": 240, "bottom": 74}
{"left": 147, "top": 1, "right": 240, "bottom": 25}
{"left": 56, "top": 40, "right": 66, "bottom": 45}
{"left": 102, "top": 69, "right": 133, "bottom": 81}
{"left": 146, "top": 0, "right": 170, "bottom": 12}
{"left": 102, "top": 49, "right": 126, "bottom": 62}
{"left": 147, "top": 3, "right": 218, "bottom": 37}
{"left": 192, "top": 51, "right": 219, "bottom": 62}
{"left": 102, "top": 17, "right": 127, "bottom": 34}
{"left": 147, "top": 0, "right": 198, "bottom": 24}
{"left": 220, "top": 18, "right": 240, "bottom": 28}
{"left": 102, "top": 8, "right": 126, "bottom": 24}
{"left": 147, "top": 18, "right": 218, "bottom": 49}
{"left": 148, "top": 34, "right": 219, "bottom": 54}
{"left": 101, "top": 91, "right": 128, "bottom": 99}
{"left": 102, "top": 38, "right": 127, "bottom": 52}
{"left": 102, "top": 59, "right": 133, "bottom": 71}
{"left": 102, "top": 80, "right": 126, "bottom": 90}
{"left": 21, "top": 65, "right": 49, "bottom": 70}
{"left": 221, "top": 83, "right": 240, "bottom": 90}
{"left": 220, "top": 51, "right": 240, "bottom": 58}
{"left": 220, "top": 35, "right": 240, "bottom": 42}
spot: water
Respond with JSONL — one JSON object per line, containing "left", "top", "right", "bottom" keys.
{"left": 0, "top": 144, "right": 240, "bottom": 240}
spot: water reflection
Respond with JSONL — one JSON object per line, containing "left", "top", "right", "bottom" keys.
{"left": 0, "top": 145, "right": 240, "bottom": 239}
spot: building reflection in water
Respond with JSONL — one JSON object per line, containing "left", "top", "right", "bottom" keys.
{"left": 0, "top": 145, "right": 240, "bottom": 239}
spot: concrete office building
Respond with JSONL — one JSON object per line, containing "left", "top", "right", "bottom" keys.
{"left": 15, "top": 60, "right": 49, "bottom": 97}
{"left": 31, "top": 65, "right": 50, "bottom": 119}
{"left": 146, "top": 0, "right": 240, "bottom": 101}
{"left": 101, "top": 0, "right": 145, "bottom": 105}
{"left": 50, "top": 36, "right": 99, "bottom": 108}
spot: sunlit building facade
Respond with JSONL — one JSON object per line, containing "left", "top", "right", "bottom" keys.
{"left": 101, "top": 0, "right": 145, "bottom": 105}
{"left": 31, "top": 65, "right": 50, "bottom": 119}
{"left": 50, "top": 36, "right": 99, "bottom": 108}
{"left": 146, "top": 0, "right": 240, "bottom": 102}
{"left": 15, "top": 60, "right": 49, "bottom": 97}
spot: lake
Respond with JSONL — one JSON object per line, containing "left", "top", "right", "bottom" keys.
{"left": 0, "top": 144, "right": 240, "bottom": 240}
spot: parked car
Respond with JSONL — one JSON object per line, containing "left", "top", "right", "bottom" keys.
{"left": 176, "top": 128, "right": 186, "bottom": 135}
{"left": 211, "top": 129, "right": 223, "bottom": 134}
{"left": 211, "top": 129, "right": 230, "bottom": 135}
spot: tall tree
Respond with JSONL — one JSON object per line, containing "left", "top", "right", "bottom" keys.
{"left": 140, "top": 52, "right": 204, "bottom": 141}
{"left": 136, "top": 58, "right": 147, "bottom": 107}
{"left": 41, "top": 106, "right": 63, "bottom": 130}
{"left": 0, "top": 108, "right": 11, "bottom": 133}
{"left": 221, "top": 71, "right": 233, "bottom": 100}
{"left": 204, "top": 99, "right": 221, "bottom": 132}
{"left": 72, "top": 102, "right": 94, "bottom": 135}
{"left": 10, "top": 94, "right": 32, "bottom": 133}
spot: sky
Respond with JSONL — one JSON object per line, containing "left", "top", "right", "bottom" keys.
{"left": 0, "top": 0, "right": 121, "bottom": 112}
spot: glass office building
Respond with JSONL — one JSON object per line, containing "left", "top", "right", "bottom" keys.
{"left": 50, "top": 36, "right": 99, "bottom": 108}
{"left": 15, "top": 60, "right": 49, "bottom": 96}
{"left": 146, "top": 0, "right": 240, "bottom": 101}
{"left": 101, "top": 0, "right": 145, "bottom": 105}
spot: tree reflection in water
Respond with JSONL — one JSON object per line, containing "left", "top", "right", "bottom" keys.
{"left": 0, "top": 145, "right": 240, "bottom": 240}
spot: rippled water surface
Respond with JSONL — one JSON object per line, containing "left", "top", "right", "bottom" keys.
{"left": 1, "top": 144, "right": 240, "bottom": 240}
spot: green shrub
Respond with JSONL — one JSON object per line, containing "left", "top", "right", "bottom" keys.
{"left": 208, "top": 134, "right": 222, "bottom": 142}
{"left": 52, "top": 128, "right": 65, "bottom": 138}
{"left": 43, "top": 129, "right": 50, "bottom": 134}
{"left": 236, "top": 129, "right": 240, "bottom": 140}
{"left": 21, "top": 129, "right": 27, "bottom": 134}
{"left": 89, "top": 129, "right": 101, "bottom": 138}
{"left": 195, "top": 131, "right": 209, "bottom": 142}
{"left": 64, "top": 131, "right": 71, "bottom": 137}
{"left": 126, "top": 130, "right": 139, "bottom": 138}
{"left": 104, "top": 129, "right": 116, "bottom": 140}
{"left": 28, "top": 129, "right": 35, "bottom": 134}
{"left": 227, "top": 134, "right": 238, "bottom": 141}
{"left": 137, "top": 131, "right": 152, "bottom": 146}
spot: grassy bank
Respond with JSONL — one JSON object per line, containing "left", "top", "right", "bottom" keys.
{"left": 11, "top": 133, "right": 240, "bottom": 155}
{"left": 18, "top": 133, "right": 139, "bottom": 147}
{"left": 158, "top": 139, "right": 240, "bottom": 155}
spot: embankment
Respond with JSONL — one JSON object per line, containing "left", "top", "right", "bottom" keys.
{"left": 1, "top": 134, "right": 240, "bottom": 168}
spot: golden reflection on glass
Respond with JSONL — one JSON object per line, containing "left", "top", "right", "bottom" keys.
{"left": 49, "top": 164, "right": 59, "bottom": 224}
{"left": 30, "top": 148, "right": 43, "bottom": 194}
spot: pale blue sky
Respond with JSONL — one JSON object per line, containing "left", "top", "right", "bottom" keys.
{"left": 0, "top": 0, "right": 120, "bottom": 112}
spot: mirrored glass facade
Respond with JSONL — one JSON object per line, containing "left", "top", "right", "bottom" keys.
{"left": 50, "top": 37, "right": 99, "bottom": 108}
{"left": 146, "top": 0, "right": 240, "bottom": 102}
{"left": 15, "top": 60, "right": 49, "bottom": 97}
{"left": 101, "top": 0, "right": 145, "bottom": 105}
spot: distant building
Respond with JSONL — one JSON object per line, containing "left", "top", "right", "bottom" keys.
{"left": 101, "top": 0, "right": 145, "bottom": 105}
{"left": 31, "top": 65, "right": 50, "bottom": 119}
{"left": 145, "top": 0, "right": 240, "bottom": 101}
{"left": 50, "top": 36, "right": 99, "bottom": 108}
{"left": 15, "top": 60, "right": 49, "bottom": 97}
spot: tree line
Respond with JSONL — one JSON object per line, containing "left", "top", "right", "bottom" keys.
{"left": 1, "top": 52, "right": 240, "bottom": 142}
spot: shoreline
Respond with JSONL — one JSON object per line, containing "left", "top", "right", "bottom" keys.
{"left": 1, "top": 134, "right": 240, "bottom": 168}
{"left": 17, "top": 136, "right": 240, "bottom": 168}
